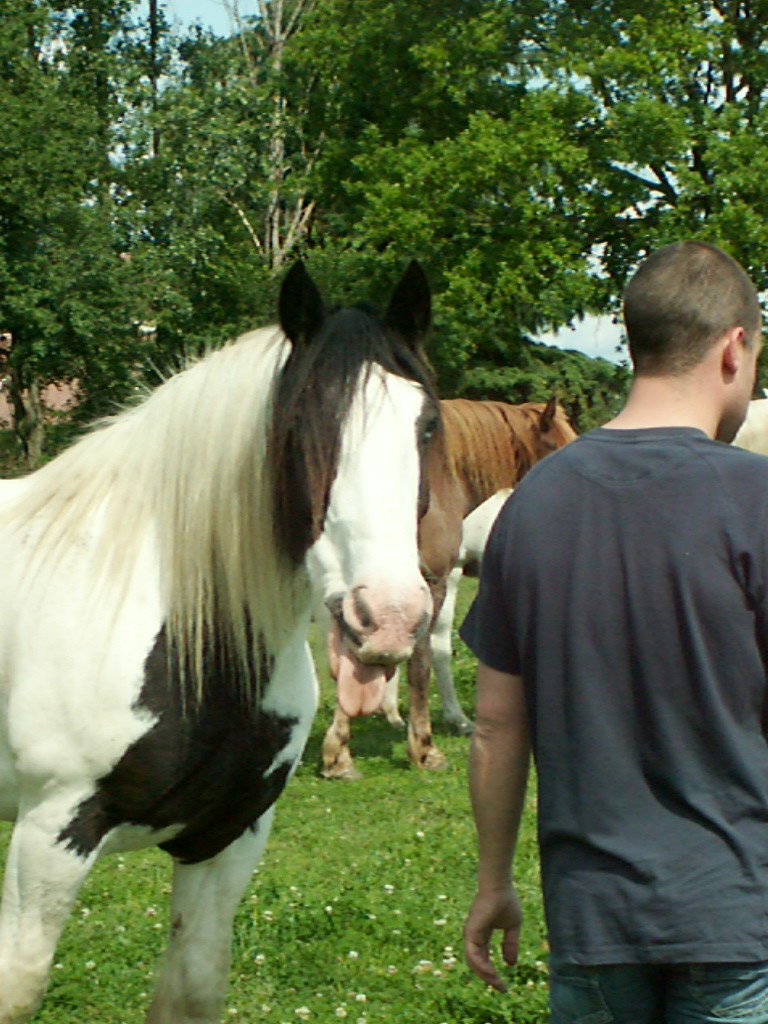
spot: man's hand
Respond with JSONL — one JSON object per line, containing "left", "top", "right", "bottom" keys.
{"left": 463, "top": 884, "right": 523, "bottom": 993}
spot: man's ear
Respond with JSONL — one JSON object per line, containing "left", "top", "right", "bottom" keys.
{"left": 721, "top": 326, "right": 746, "bottom": 378}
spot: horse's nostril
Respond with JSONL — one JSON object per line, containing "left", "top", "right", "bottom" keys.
{"left": 352, "top": 588, "right": 373, "bottom": 630}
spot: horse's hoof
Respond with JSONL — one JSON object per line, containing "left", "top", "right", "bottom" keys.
{"left": 385, "top": 715, "right": 406, "bottom": 730}
{"left": 450, "top": 719, "right": 474, "bottom": 737}
{"left": 322, "top": 765, "right": 363, "bottom": 781}
{"left": 418, "top": 749, "right": 449, "bottom": 771}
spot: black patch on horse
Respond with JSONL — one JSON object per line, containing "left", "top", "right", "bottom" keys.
{"left": 57, "top": 626, "right": 298, "bottom": 865}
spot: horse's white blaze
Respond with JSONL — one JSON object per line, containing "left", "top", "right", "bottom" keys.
{"left": 307, "top": 369, "right": 431, "bottom": 716}
{"left": 309, "top": 369, "right": 431, "bottom": 643}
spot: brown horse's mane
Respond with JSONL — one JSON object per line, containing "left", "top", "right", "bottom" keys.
{"left": 440, "top": 398, "right": 575, "bottom": 510}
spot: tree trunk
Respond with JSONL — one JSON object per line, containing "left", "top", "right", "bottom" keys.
{"left": 149, "top": 0, "right": 161, "bottom": 157}
{"left": 228, "top": 0, "right": 317, "bottom": 270}
{"left": 10, "top": 375, "right": 45, "bottom": 468}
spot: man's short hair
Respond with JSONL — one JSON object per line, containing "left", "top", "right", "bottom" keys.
{"left": 623, "top": 241, "right": 762, "bottom": 375}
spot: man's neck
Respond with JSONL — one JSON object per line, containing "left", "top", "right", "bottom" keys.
{"left": 603, "top": 374, "right": 719, "bottom": 438}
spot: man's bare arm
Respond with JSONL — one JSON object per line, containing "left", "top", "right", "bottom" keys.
{"left": 464, "top": 663, "right": 531, "bottom": 992}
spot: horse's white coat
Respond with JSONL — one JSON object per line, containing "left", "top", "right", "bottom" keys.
{"left": 430, "top": 489, "right": 512, "bottom": 732}
{"left": 733, "top": 398, "right": 768, "bottom": 455}
{"left": 0, "top": 314, "right": 431, "bottom": 1023}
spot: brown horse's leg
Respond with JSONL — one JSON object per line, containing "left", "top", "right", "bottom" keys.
{"left": 322, "top": 705, "right": 362, "bottom": 780}
{"left": 406, "top": 635, "right": 447, "bottom": 769}
{"left": 406, "top": 579, "right": 449, "bottom": 770}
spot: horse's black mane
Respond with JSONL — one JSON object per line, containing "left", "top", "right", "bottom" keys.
{"left": 269, "top": 304, "right": 437, "bottom": 567}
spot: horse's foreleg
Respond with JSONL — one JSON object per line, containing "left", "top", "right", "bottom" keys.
{"left": 381, "top": 669, "right": 404, "bottom": 728}
{"left": 432, "top": 565, "right": 473, "bottom": 736}
{"left": 322, "top": 705, "right": 361, "bottom": 780}
{"left": 407, "top": 618, "right": 448, "bottom": 771}
{"left": 0, "top": 803, "right": 96, "bottom": 1024}
{"left": 145, "top": 812, "right": 275, "bottom": 1024}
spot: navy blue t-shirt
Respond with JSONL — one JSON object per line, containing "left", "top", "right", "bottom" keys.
{"left": 461, "top": 427, "right": 768, "bottom": 964}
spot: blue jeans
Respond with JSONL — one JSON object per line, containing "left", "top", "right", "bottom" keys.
{"left": 549, "top": 958, "right": 768, "bottom": 1023}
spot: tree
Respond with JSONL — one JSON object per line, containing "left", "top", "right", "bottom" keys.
{"left": 0, "top": 1, "right": 145, "bottom": 462}
{"left": 523, "top": 1, "right": 768, "bottom": 287}
{"left": 278, "top": 0, "right": 614, "bottom": 411}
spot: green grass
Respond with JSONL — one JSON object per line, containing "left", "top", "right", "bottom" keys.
{"left": 0, "top": 579, "right": 548, "bottom": 1023}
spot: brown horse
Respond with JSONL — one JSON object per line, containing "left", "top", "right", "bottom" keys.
{"left": 322, "top": 395, "right": 577, "bottom": 778}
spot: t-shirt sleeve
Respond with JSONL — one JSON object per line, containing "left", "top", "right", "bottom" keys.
{"left": 458, "top": 512, "right": 520, "bottom": 675}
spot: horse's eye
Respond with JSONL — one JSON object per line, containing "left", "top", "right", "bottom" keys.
{"left": 420, "top": 415, "right": 439, "bottom": 445}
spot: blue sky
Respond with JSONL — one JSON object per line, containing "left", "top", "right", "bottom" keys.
{"left": 146, "top": 1, "right": 624, "bottom": 363}
{"left": 540, "top": 316, "right": 625, "bottom": 364}
{"left": 161, "top": 0, "right": 234, "bottom": 35}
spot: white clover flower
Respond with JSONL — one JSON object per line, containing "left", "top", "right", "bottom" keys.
{"left": 295, "top": 1007, "right": 311, "bottom": 1019}
{"left": 413, "top": 960, "right": 434, "bottom": 974}
{"left": 416, "top": 831, "right": 425, "bottom": 839}
{"left": 254, "top": 954, "right": 266, "bottom": 965}
{"left": 355, "top": 993, "right": 367, "bottom": 1003}
{"left": 335, "top": 1009, "right": 348, "bottom": 1019}
{"left": 383, "top": 884, "right": 395, "bottom": 894}
{"left": 386, "top": 965, "right": 398, "bottom": 975}
{"left": 433, "top": 918, "right": 448, "bottom": 927}
{"left": 347, "top": 951, "right": 359, "bottom": 961}
{"left": 85, "top": 961, "right": 96, "bottom": 971}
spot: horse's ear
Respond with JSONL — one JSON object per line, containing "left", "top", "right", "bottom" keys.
{"left": 383, "top": 260, "right": 431, "bottom": 348}
{"left": 279, "top": 261, "right": 325, "bottom": 348}
{"left": 540, "top": 396, "right": 558, "bottom": 431}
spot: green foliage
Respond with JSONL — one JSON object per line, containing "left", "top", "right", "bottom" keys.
{"left": 530, "top": 0, "right": 768, "bottom": 290}
{"left": 465, "top": 341, "right": 630, "bottom": 433}
{"left": 0, "top": 0, "right": 151, "bottom": 437}
{"left": 7, "top": 0, "right": 768, "bottom": 454}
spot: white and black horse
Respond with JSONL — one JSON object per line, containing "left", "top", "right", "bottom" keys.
{"left": 0, "top": 261, "right": 438, "bottom": 1023}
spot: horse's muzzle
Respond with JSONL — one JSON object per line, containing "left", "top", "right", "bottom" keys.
{"left": 337, "top": 583, "right": 432, "bottom": 663}
{"left": 326, "top": 584, "right": 431, "bottom": 717}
